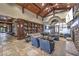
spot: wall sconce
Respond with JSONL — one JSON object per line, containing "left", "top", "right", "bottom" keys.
{"left": 17, "top": 24, "right": 23, "bottom": 27}
{"left": 42, "top": 3, "right": 45, "bottom": 6}
{"left": 55, "top": 3, "right": 58, "bottom": 6}
{"left": 17, "top": 25, "right": 19, "bottom": 27}
{"left": 67, "top": 5, "right": 70, "bottom": 8}
{"left": 21, "top": 24, "right": 23, "bottom": 27}
{"left": 4, "top": 24, "right": 6, "bottom": 27}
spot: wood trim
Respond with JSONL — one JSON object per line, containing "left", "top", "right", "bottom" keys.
{"left": 44, "top": 7, "right": 71, "bottom": 17}
{"left": 37, "top": 4, "right": 48, "bottom": 15}
{"left": 43, "top": 5, "right": 55, "bottom": 17}
{"left": 46, "top": 10, "right": 67, "bottom": 17}
{"left": 0, "top": 21, "right": 13, "bottom": 24}
{"left": 32, "top": 3, "right": 41, "bottom": 10}
{"left": 23, "top": 19, "right": 43, "bottom": 25}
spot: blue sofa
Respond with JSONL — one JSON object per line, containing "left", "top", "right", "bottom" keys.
{"left": 38, "top": 38, "right": 54, "bottom": 54}
{"left": 64, "top": 34, "right": 71, "bottom": 38}
{"left": 31, "top": 37, "right": 40, "bottom": 48}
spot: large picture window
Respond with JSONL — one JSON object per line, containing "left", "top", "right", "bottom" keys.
{"left": 66, "top": 8, "right": 73, "bottom": 23}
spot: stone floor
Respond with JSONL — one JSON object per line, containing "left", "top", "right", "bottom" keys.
{"left": 0, "top": 33, "right": 79, "bottom": 56}
{"left": 66, "top": 40, "right": 79, "bottom": 56}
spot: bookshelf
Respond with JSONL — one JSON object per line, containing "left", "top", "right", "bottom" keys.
{"left": 23, "top": 20, "right": 43, "bottom": 36}
{"left": 16, "top": 19, "right": 43, "bottom": 40}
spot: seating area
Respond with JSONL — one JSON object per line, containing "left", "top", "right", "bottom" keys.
{"left": 24, "top": 32, "right": 58, "bottom": 54}
{"left": 31, "top": 35, "right": 55, "bottom": 54}
{"left": 0, "top": 3, "right": 79, "bottom": 56}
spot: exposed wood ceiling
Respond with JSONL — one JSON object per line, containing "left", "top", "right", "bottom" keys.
{"left": 17, "top": 3, "right": 76, "bottom": 18}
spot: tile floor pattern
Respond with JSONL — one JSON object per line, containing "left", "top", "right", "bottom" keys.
{"left": 0, "top": 33, "right": 66, "bottom": 56}
{"left": 0, "top": 33, "right": 79, "bottom": 56}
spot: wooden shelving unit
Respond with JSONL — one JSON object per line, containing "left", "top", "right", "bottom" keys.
{"left": 23, "top": 20, "right": 43, "bottom": 36}
{"left": 16, "top": 19, "right": 43, "bottom": 40}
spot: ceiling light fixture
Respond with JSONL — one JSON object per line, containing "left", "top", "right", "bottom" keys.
{"left": 4, "top": 24, "right": 6, "bottom": 27}
{"left": 67, "top": 5, "right": 70, "bottom": 8}
{"left": 3, "top": 17, "right": 7, "bottom": 20}
{"left": 45, "top": 7, "right": 49, "bottom": 10}
{"left": 42, "top": 3, "right": 44, "bottom": 6}
{"left": 57, "top": 6, "right": 59, "bottom": 8}
{"left": 48, "top": 9, "right": 50, "bottom": 12}
{"left": 48, "top": 8, "right": 51, "bottom": 12}
{"left": 55, "top": 3, "right": 58, "bottom": 6}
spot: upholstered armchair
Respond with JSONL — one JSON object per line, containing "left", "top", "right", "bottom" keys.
{"left": 31, "top": 37, "right": 40, "bottom": 48}
{"left": 38, "top": 38, "right": 54, "bottom": 54}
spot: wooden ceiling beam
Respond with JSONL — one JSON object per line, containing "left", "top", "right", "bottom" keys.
{"left": 46, "top": 10, "right": 67, "bottom": 17}
{"left": 37, "top": 4, "right": 48, "bottom": 15}
{"left": 36, "top": 4, "right": 48, "bottom": 18}
{"left": 32, "top": 3, "right": 41, "bottom": 10}
{"left": 42, "top": 4, "right": 56, "bottom": 17}
{"left": 44, "top": 8, "right": 54, "bottom": 17}
{"left": 43, "top": 7, "right": 71, "bottom": 17}
{"left": 17, "top": 3, "right": 75, "bottom": 18}
{"left": 0, "top": 21, "right": 13, "bottom": 24}
{"left": 43, "top": 3, "right": 75, "bottom": 17}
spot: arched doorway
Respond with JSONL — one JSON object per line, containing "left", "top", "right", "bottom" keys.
{"left": 43, "top": 16, "right": 62, "bottom": 34}
{"left": 48, "top": 16, "right": 61, "bottom": 25}
{"left": 48, "top": 16, "right": 62, "bottom": 34}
